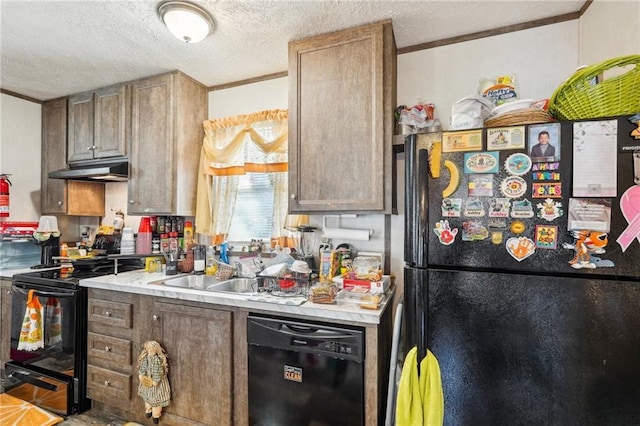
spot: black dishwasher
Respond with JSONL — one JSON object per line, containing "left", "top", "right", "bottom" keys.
{"left": 247, "top": 314, "right": 365, "bottom": 426}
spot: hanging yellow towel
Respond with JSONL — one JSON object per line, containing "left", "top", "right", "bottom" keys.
{"left": 396, "top": 346, "right": 444, "bottom": 426}
{"left": 17, "top": 290, "right": 45, "bottom": 351}
{"left": 45, "top": 297, "right": 63, "bottom": 346}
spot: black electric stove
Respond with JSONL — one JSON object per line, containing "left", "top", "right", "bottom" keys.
{"left": 16, "top": 257, "right": 146, "bottom": 287}
{"left": 5, "top": 258, "right": 144, "bottom": 415}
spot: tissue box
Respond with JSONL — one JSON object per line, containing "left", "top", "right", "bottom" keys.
{"left": 342, "top": 275, "right": 390, "bottom": 294}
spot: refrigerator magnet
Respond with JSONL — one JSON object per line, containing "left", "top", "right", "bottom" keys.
{"left": 442, "top": 130, "right": 483, "bottom": 152}
{"left": 532, "top": 182, "right": 562, "bottom": 198}
{"left": 464, "top": 197, "right": 485, "bottom": 217}
{"left": 501, "top": 176, "right": 527, "bottom": 198}
{"left": 491, "top": 231, "right": 503, "bottom": 245}
{"left": 468, "top": 174, "right": 493, "bottom": 196}
{"left": 462, "top": 220, "right": 489, "bottom": 241}
{"left": 464, "top": 152, "right": 499, "bottom": 174}
{"left": 504, "top": 153, "right": 532, "bottom": 176}
{"left": 509, "top": 220, "right": 526, "bottom": 234}
{"left": 565, "top": 230, "right": 614, "bottom": 269}
{"left": 442, "top": 198, "right": 462, "bottom": 217}
{"left": 617, "top": 185, "right": 640, "bottom": 252}
{"left": 511, "top": 199, "right": 534, "bottom": 218}
{"left": 506, "top": 236, "right": 536, "bottom": 261}
{"left": 433, "top": 220, "right": 458, "bottom": 245}
{"left": 487, "top": 126, "right": 526, "bottom": 150}
{"left": 489, "top": 198, "right": 511, "bottom": 217}
{"left": 535, "top": 225, "right": 558, "bottom": 249}
{"left": 536, "top": 198, "right": 564, "bottom": 221}
{"left": 532, "top": 171, "right": 560, "bottom": 181}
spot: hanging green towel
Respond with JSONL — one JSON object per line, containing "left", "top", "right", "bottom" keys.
{"left": 396, "top": 346, "right": 444, "bottom": 426}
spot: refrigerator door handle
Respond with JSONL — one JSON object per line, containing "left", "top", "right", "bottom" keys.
{"left": 633, "top": 151, "right": 640, "bottom": 184}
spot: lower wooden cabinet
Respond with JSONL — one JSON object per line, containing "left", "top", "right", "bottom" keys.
{"left": 85, "top": 288, "right": 391, "bottom": 426}
{"left": 86, "top": 289, "right": 138, "bottom": 412}
{"left": 87, "top": 289, "right": 234, "bottom": 425}
{"left": 147, "top": 300, "right": 234, "bottom": 425}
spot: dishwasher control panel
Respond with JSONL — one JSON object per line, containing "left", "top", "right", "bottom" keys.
{"left": 291, "top": 338, "right": 359, "bottom": 358}
{"left": 247, "top": 314, "right": 364, "bottom": 363}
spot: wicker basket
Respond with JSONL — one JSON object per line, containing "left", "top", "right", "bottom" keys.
{"left": 548, "top": 55, "right": 640, "bottom": 120}
{"left": 484, "top": 108, "right": 554, "bottom": 128}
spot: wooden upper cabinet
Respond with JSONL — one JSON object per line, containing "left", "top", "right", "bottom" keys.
{"left": 128, "top": 71, "right": 207, "bottom": 216}
{"left": 288, "top": 20, "right": 397, "bottom": 213}
{"left": 68, "top": 84, "right": 129, "bottom": 163}
{"left": 41, "top": 98, "right": 105, "bottom": 216}
{"left": 42, "top": 98, "right": 69, "bottom": 214}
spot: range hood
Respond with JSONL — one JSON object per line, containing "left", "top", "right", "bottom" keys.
{"left": 49, "top": 158, "right": 129, "bottom": 182}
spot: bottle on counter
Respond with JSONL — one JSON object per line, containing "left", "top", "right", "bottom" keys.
{"left": 184, "top": 221, "right": 194, "bottom": 246}
{"left": 160, "top": 233, "right": 169, "bottom": 254}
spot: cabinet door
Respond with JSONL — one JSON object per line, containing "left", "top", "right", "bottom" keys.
{"left": 94, "top": 85, "right": 129, "bottom": 159}
{"left": 151, "top": 301, "right": 233, "bottom": 426}
{"left": 68, "top": 92, "right": 95, "bottom": 162}
{"left": 289, "top": 22, "right": 395, "bottom": 213}
{"left": 41, "top": 98, "right": 68, "bottom": 214}
{"left": 129, "top": 74, "right": 175, "bottom": 215}
{"left": 0, "top": 279, "right": 11, "bottom": 366}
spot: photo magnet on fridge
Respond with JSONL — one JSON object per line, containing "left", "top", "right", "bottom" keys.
{"left": 529, "top": 122, "right": 560, "bottom": 163}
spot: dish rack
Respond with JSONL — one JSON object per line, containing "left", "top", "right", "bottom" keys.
{"left": 257, "top": 272, "right": 310, "bottom": 297}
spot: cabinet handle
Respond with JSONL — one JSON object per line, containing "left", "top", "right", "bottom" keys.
{"left": 105, "top": 311, "right": 112, "bottom": 317}
{"left": 104, "top": 380, "right": 110, "bottom": 386}
{"left": 130, "top": 200, "right": 135, "bottom": 204}
{"left": 152, "top": 315, "right": 159, "bottom": 321}
{"left": 92, "top": 145, "right": 96, "bottom": 149}
{"left": 57, "top": 201, "right": 63, "bottom": 205}
{"left": 290, "top": 193, "right": 296, "bottom": 199}
{"left": 105, "top": 346, "right": 111, "bottom": 352}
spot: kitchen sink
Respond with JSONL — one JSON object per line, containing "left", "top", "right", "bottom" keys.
{"left": 149, "top": 274, "right": 259, "bottom": 294}
{"left": 206, "top": 278, "right": 259, "bottom": 294}
{"left": 149, "top": 274, "right": 220, "bottom": 289}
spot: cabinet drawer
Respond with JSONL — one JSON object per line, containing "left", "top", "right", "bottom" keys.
{"left": 88, "top": 332, "right": 132, "bottom": 365}
{"left": 87, "top": 365, "right": 131, "bottom": 400}
{"left": 88, "top": 298, "right": 132, "bottom": 328}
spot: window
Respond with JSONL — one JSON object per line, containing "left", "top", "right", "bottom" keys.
{"left": 226, "top": 172, "right": 279, "bottom": 241}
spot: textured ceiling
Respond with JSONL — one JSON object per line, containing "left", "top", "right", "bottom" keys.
{"left": 0, "top": 0, "right": 585, "bottom": 101}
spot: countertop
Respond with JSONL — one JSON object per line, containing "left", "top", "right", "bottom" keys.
{"left": 79, "top": 270, "right": 392, "bottom": 325}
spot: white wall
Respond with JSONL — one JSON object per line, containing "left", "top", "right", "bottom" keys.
{"left": 209, "top": 78, "right": 289, "bottom": 118}
{"left": 579, "top": 0, "right": 640, "bottom": 65}
{"left": 397, "top": 20, "right": 580, "bottom": 129}
{"left": 0, "top": 94, "right": 42, "bottom": 221}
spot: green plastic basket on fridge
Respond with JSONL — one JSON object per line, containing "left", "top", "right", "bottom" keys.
{"left": 548, "top": 54, "right": 640, "bottom": 120}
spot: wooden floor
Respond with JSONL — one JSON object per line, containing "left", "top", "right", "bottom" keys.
{"left": 60, "top": 409, "right": 134, "bottom": 426}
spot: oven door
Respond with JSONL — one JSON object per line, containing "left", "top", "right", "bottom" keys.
{"left": 9, "top": 281, "right": 81, "bottom": 376}
{"left": 4, "top": 362, "right": 73, "bottom": 416}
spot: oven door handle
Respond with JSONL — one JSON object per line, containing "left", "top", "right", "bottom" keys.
{"left": 11, "top": 285, "right": 73, "bottom": 298}
{"left": 9, "top": 371, "right": 58, "bottom": 392}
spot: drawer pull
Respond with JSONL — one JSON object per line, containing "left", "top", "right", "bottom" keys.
{"left": 105, "top": 346, "right": 112, "bottom": 352}
{"left": 104, "top": 380, "right": 110, "bottom": 386}
{"left": 105, "top": 311, "right": 112, "bottom": 317}
{"left": 152, "top": 315, "right": 159, "bottom": 321}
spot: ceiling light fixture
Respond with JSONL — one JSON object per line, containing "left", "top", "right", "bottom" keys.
{"left": 157, "top": 0, "right": 215, "bottom": 43}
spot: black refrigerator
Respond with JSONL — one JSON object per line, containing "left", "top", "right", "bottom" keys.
{"left": 404, "top": 115, "right": 640, "bottom": 425}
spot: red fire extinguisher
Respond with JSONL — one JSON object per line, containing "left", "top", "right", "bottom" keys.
{"left": 0, "top": 174, "right": 11, "bottom": 218}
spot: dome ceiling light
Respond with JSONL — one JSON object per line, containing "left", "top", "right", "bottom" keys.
{"left": 157, "top": 0, "right": 215, "bottom": 43}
